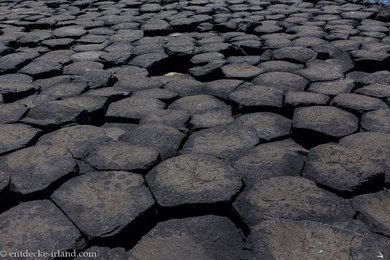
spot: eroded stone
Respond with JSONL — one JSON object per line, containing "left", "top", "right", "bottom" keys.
{"left": 303, "top": 143, "right": 384, "bottom": 194}
{"left": 85, "top": 141, "right": 159, "bottom": 171}
{"left": 233, "top": 176, "right": 353, "bottom": 226}
{"left": 129, "top": 216, "right": 242, "bottom": 260}
{"left": 52, "top": 171, "right": 155, "bottom": 238}
{"left": 0, "top": 145, "right": 77, "bottom": 195}
{"left": 146, "top": 154, "right": 242, "bottom": 207}
{"left": 0, "top": 200, "right": 85, "bottom": 256}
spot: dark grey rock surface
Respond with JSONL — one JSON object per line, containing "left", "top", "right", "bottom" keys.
{"left": 0, "top": 145, "right": 78, "bottom": 195}
{"left": 233, "top": 139, "right": 307, "bottom": 184}
{"left": 244, "top": 219, "right": 390, "bottom": 260}
{"left": 0, "top": 0, "right": 389, "bottom": 257}
{"left": 84, "top": 141, "right": 159, "bottom": 171}
{"left": 233, "top": 176, "right": 353, "bottom": 226}
{"left": 351, "top": 190, "right": 390, "bottom": 237}
{"left": 303, "top": 143, "right": 384, "bottom": 194}
{"left": 292, "top": 106, "right": 359, "bottom": 138}
{"left": 0, "top": 200, "right": 86, "bottom": 257}
{"left": 146, "top": 154, "right": 242, "bottom": 207}
{"left": 181, "top": 124, "right": 259, "bottom": 160}
{"left": 0, "top": 124, "right": 40, "bottom": 154}
{"left": 52, "top": 171, "right": 155, "bottom": 238}
{"left": 129, "top": 216, "right": 243, "bottom": 260}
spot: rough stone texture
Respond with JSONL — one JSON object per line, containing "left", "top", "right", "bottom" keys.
{"left": 0, "top": 200, "right": 85, "bottom": 256}
{"left": 296, "top": 60, "right": 344, "bottom": 82}
{"left": 0, "top": 124, "right": 40, "bottom": 155}
{"left": 129, "top": 216, "right": 243, "bottom": 260}
{"left": 106, "top": 97, "right": 165, "bottom": 121}
{"left": 132, "top": 88, "right": 178, "bottom": 101}
{"left": 233, "top": 112, "right": 291, "bottom": 141}
{"left": 355, "top": 84, "right": 390, "bottom": 98}
{"left": 0, "top": 171, "right": 11, "bottom": 196}
{"left": 230, "top": 84, "right": 284, "bottom": 108}
{"left": 203, "top": 79, "right": 242, "bottom": 99}
{"left": 361, "top": 109, "right": 390, "bottom": 133}
{"left": 163, "top": 78, "right": 203, "bottom": 97}
{"left": 293, "top": 106, "right": 358, "bottom": 138}
{"left": 0, "top": 145, "right": 78, "bottom": 195}
{"left": 332, "top": 93, "right": 387, "bottom": 114}
{"left": 0, "top": 51, "right": 40, "bottom": 74}
{"left": 181, "top": 124, "right": 258, "bottom": 160}
{"left": 120, "top": 123, "right": 185, "bottom": 160}
{"left": 146, "top": 154, "right": 242, "bottom": 207}
{"left": 85, "top": 141, "right": 159, "bottom": 171}
{"left": 257, "top": 60, "right": 304, "bottom": 73}
{"left": 42, "top": 83, "right": 87, "bottom": 99}
{"left": 308, "top": 79, "right": 355, "bottom": 96}
{"left": 234, "top": 176, "right": 353, "bottom": 226}
{"left": 169, "top": 94, "right": 228, "bottom": 116}
{"left": 252, "top": 72, "right": 309, "bottom": 92}
{"left": 38, "top": 125, "right": 111, "bottom": 159}
{"left": 244, "top": 219, "right": 390, "bottom": 260}
{"left": 357, "top": 71, "right": 390, "bottom": 85}
{"left": 339, "top": 132, "right": 390, "bottom": 183}
{"left": 130, "top": 53, "right": 168, "bottom": 69}
{"left": 115, "top": 72, "right": 162, "bottom": 90}
{"left": 0, "top": 0, "right": 390, "bottom": 254}
{"left": 101, "top": 123, "right": 138, "bottom": 141}
{"left": 52, "top": 171, "right": 155, "bottom": 238}
{"left": 23, "top": 97, "right": 106, "bottom": 126}
{"left": 233, "top": 139, "right": 307, "bottom": 184}
{"left": 0, "top": 103, "right": 29, "bottom": 124}
{"left": 190, "top": 107, "right": 234, "bottom": 129}
{"left": 285, "top": 91, "right": 330, "bottom": 107}
{"left": 303, "top": 143, "right": 384, "bottom": 194}
{"left": 273, "top": 46, "right": 317, "bottom": 63}
{"left": 351, "top": 190, "right": 390, "bottom": 237}
{"left": 140, "top": 109, "right": 190, "bottom": 128}
{"left": 53, "top": 26, "right": 87, "bottom": 38}
{"left": 221, "top": 63, "right": 264, "bottom": 79}
{"left": 0, "top": 82, "right": 38, "bottom": 100}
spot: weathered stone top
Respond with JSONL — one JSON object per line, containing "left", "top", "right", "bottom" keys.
{"left": 0, "top": 0, "right": 389, "bottom": 258}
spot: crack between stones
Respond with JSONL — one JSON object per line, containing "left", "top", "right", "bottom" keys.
{"left": 50, "top": 198, "right": 90, "bottom": 246}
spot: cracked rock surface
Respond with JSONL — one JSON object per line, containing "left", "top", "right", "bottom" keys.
{"left": 0, "top": 0, "right": 390, "bottom": 258}
{"left": 0, "top": 200, "right": 86, "bottom": 256}
{"left": 233, "top": 176, "right": 353, "bottom": 226}
{"left": 146, "top": 154, "right": 242, "bottom": 207}
{"left": 51, "top": 171, "right": 155, "bottom": 239}
{"left": 243, "top": 219, "right": 390, "bottom": 260}
{"left": 129, "top": 216, "right": 243, "bottom": 260}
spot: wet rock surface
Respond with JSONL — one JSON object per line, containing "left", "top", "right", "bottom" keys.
{"left": 0, "top": 0, "right": 389, "bottom": 257}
